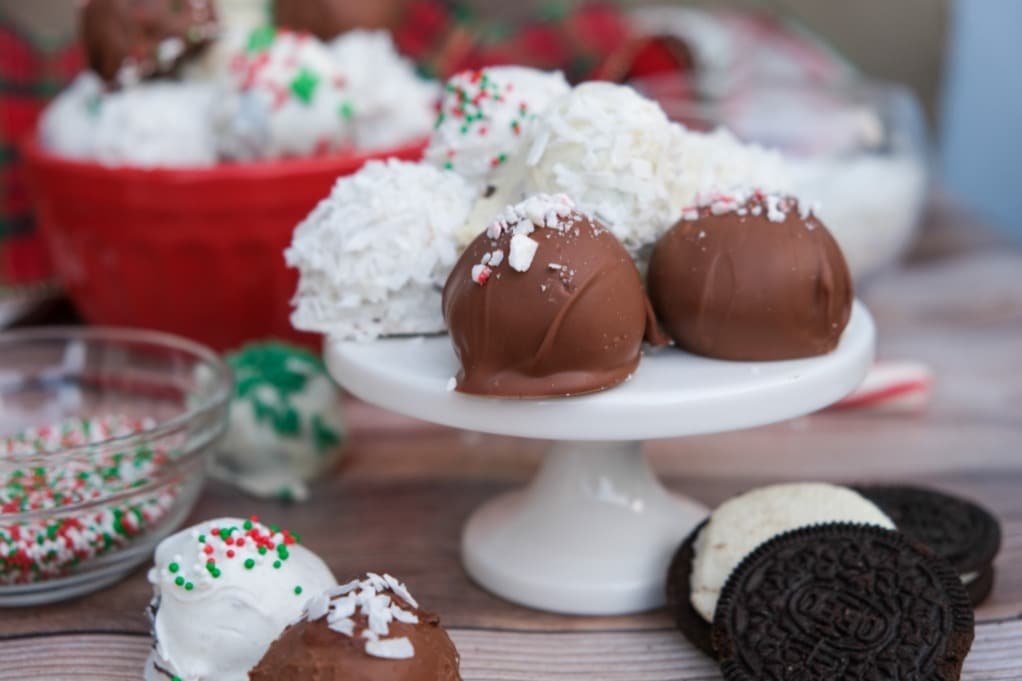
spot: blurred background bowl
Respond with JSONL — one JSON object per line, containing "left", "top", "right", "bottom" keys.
{"left": 634, "top": 75, "right": 931, "bottom": 282}
{"left": 0, "top": 326, "right": 230, "bottom": 605}
{"left": 22, "top": 139, "right": 427, "bottom": 351}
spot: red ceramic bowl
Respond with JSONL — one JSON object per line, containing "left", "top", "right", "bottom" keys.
{"left": 22, "top": 136, "right": 427, "bottom": 351}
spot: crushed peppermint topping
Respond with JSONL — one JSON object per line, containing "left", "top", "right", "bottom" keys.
{"left": 679, "top": 188, "right": 819, "bottom": 226}
{"left": 471, "top": 194, "right": 577, "bottom": 284}
{"left": 508, "top": 234, "right": 539, "bottom": 272}
{"left": 308, "top": 573, "right": 421, "bottom": 660}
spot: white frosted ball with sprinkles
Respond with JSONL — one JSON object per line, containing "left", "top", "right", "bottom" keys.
{"left": 424, "top": 66, "right": 569, "bottom": 189}
{"left": 327, "top": 29, "right": 439, "bottom": 150}
{"left": 213, "top": 26, "right": 354, "bottom": 160}
{"left": 147, "top": 516, "right": 337, "bottom": 681}
{"left": 286, "top": 159, "right": 475, "bottom": 340}
{"left": 521, "top": 81, "right": 685, "bottom": 260}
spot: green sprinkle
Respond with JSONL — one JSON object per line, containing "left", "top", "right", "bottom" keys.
{"left": 198, "top": 534, "right": 205, "bottom": 543}
{"left": 175, "top": 576, "right": 185, "bottom": 587}
{"left": 339, "top": 100, "right": 355, "bottom": 120}
{"left": 169, "top": 562, "right": 179, "bottom": 573}
{"left": 244, "top": 520, "right": 253, "bottom": 531}
{"left": 244, "top": 558, "right": 255, "bottom": 570}
{"left": 258, "top": 546, "right": 268, "bottom": 555}
{"left": 184, "top": 582, "right": 194, "bottom": 591}
{"left": 273, "top": 560, "right": 282, "bottom": 569}
{"left": 246, "top": 25, "right": 276, "bottom": 53}
{"left": 290, "top": 68, "right": 321, "bottom": 105}
{"left": 294, "top": 586, "right": 303, "bottom": 595}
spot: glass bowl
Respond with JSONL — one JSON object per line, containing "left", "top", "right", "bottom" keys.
{"left": 0, "top": 327, "right": 231, "bottom": 606}
{"left": 632, "top": 75, "right": 931, "bottom": 282}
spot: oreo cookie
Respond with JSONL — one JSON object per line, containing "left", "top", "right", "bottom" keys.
{"left": 856, "top": 484, "right": 1001, "bottom": 605}
{"left": 713, "top": 524, "right": 975, "bottom": 681}
{"left": 665, "top": 520, "right": 715, "bottom": 657}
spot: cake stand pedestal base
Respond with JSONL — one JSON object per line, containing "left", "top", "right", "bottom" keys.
{"left": 463, "top": 440, "right": 706, "bottom": 615}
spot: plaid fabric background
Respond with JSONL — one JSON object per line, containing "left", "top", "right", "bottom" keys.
{"left": 0, "top": 13, "right": 82, "bottom": 290}
{"left": 394, "top": 0, "right": 633, "bottom": 82}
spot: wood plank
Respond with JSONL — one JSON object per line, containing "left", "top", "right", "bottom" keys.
{"left": 4, "top": 620, "right": 1022, "bottom": 681}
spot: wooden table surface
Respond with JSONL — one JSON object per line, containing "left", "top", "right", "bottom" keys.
{"left": 2, "top": 195, "right": 1021, "bottom": 679}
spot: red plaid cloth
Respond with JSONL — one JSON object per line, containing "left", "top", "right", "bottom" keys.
{"left": 0, "top": 16, "right": 83, "bottom": 288}
{"left": 394, "top": 1, "right": 635, "bottom": 83}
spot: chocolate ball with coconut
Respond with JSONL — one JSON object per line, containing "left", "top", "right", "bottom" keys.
{"left": 250, "top": 573, "right": 462, "bottom": 681}
{"left": 442, "top": 194, "right": 665, "bottom": 398}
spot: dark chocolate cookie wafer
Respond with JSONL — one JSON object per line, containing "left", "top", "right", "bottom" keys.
{"left": 855, "top": 485, "right": 1001, "bottom": 577}
{"left": 713, "top": 524, "right": 974, "bottom": 681}
{"left": 665, "top": 520, "right": 715, "bottom": 657}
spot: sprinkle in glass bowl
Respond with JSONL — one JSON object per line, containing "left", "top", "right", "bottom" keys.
{"left": 0, "top": 327, "right": 230, "bottom": 606}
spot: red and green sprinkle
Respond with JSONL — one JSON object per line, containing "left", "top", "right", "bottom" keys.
{"left": 0, "top": 416, "right": 180, "bottom": 585}
{"left": 164, "top": 516, "right": 305, "bottom": 594}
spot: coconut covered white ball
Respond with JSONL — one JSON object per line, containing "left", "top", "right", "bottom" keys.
{"left": 286, "top": 159, "right": 475, "bottom": 340}
{"left": 521, "top": 81, "right": 685, "bottom": 259}
{"left": 328, "top": 29, "right": 439, "bottom": 150}
{"left": 425, "top": 66, "right": 569, "bottom": 189}
{"left": 671, "top": 125, "right": 794, "bottom": 214}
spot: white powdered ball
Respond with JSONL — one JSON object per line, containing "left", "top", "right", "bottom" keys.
{"left": 671, "top": 125, "right": 793, "bottom": 214}
{"left": 286, "top": 159, "right": 475, "bottom": 340}
{"left": 39, "top": 72, "right": 105, "bottom": 161}
{"left": 328, "top": 30, "right": 439, "bottom": 150}
{"left": 213, "top": 27, "right": 354, "bottom": 160}
{"left": 425, "top": 66, "right": 569, "bottom": 188}
{"left": 42, "top": 73, "right": 217, "bottom": 167}
{"left": 521, "top": 81, "right": 683, "bottom": 259}
{"left": 92, "top": 81, "right": 218, "bottom": 167}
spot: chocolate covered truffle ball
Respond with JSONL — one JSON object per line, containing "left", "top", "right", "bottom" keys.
{"left": 443, "top": 194, "right": 663, "bottom": 398}
{"left": 648, "top": 191, "right": 852, "bottom": 361}
{"left": 81, "top": 0, "right": 219, "bottom": 85}
{"left": 250, "top": 573, "right": 461, "bottom": 681}
{"left": 274, "top": 0, "right": 408, "bottom": 41}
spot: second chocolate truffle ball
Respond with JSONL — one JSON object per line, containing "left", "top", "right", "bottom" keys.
{"left": 443, "top": 194, "right": 662, "bottom": 398}
{"left": 648, "top": 192, "right": 852, "bottom": 361}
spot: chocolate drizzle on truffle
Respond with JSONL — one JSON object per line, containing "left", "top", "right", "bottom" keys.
{"left": 443, "top": 194, "right": 664, "bottom": 398}
{"left": 648, "top": 191, "right": 852, "bottom": 361}
{"left": 80, "top": 0, "right": 219, "bottom": 85}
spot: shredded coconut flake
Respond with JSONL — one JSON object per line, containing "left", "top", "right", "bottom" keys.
{"left": 366, "top": 636, "right": 415, "bottom": 660}
{"left": 312, "top": 573, "right": 423, "bottom": 660}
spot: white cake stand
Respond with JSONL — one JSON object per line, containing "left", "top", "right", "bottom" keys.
{"left": 325, "top": 301, "right": 875, "bottom": 615}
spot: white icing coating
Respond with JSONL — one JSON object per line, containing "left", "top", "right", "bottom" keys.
{"left": 425, "top": 66, "right": 569, "bottom": 188}
{"left": 213, "top": 28, "right": 353, "bottom": 160}
{"left": 521, "top": 82, "right": 682, "bottom": 259}
{"left": 328, "top": 30, "right": 439, "bottom": 150}
{"left": 40, "top": 73, "right": 218, "bottom": 168}
{"left": 690, "top": 483, "right": 895, "bottom": 622}
{"left": 148, "top": 517, "right": 337, "bottom": 681}
{"left": 286, "top": 159, "right": 475, "bottom": 340}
